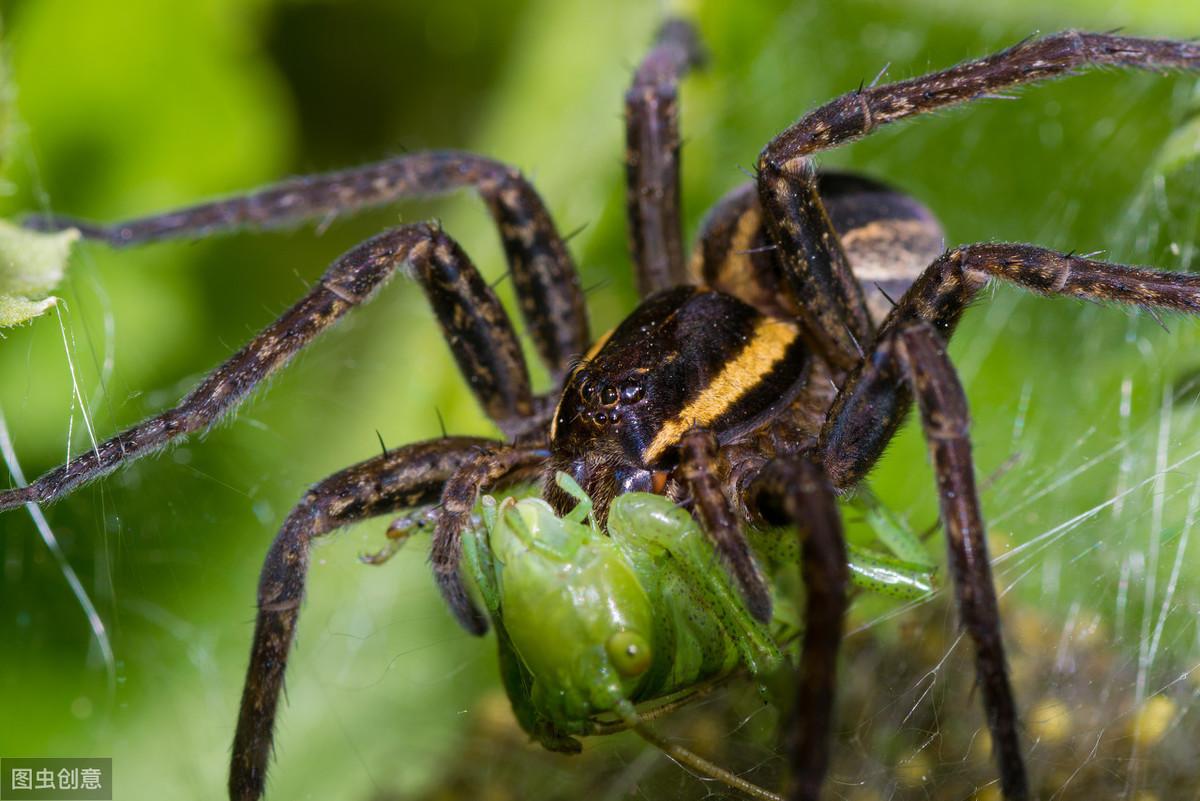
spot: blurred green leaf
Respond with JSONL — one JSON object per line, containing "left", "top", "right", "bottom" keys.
{"left": 0, "top": 219, "right": 77, "bottom": 326}
{"left": 1153, "top": 113, "right": 1200, "bottom": 177}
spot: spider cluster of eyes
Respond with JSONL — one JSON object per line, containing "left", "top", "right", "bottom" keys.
{"left": 576, "top": 373, "right": 645, "bottom": 426}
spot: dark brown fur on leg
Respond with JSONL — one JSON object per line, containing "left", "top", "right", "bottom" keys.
{"left": 755, "top": 157, "right": 874, "bottom": 371}
{"left": 676, "top": 429, "right": 772, "bottom": 622}
{"left": 822, "top": 243, "right": 1200, "bottom": 488}
{"left": 766, "top": 31, "right": 1200, "bottom": 160}
{"left": 750, "top": 29, "right": 1200, "bottom": 372}
{"left": 431, "top": 445, "right": 550, "bottom": 634}
{"left": 0, "top": 224, "right": 533, "bottom": 513}
{"left": 896, "top": 323, "right": 1028, "bottom": 801}
{"left": 625, "top": 18, "right": 706, "bottom": 296}
{"left": 231, "top": 437, "right": 498, "bottom": 801}
{"left": 745, "top": 457, "right": 849, "bottom": 801}
{"left": 690, "top": 172, "right": 945, "bottom": 326}
{"left": 24, "top": 151, "right": 588, "bottom": 382}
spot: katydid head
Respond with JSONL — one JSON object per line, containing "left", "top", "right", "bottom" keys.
{"left": 482, "top": 492, "right": 657, "bottom": 726}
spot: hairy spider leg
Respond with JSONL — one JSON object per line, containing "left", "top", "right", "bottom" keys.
{"left": 675, "top": 428, "right": 774, "bottom": 622}
{"left": 816, "top": 247, "right": 1200, "bottom": 800}
{"left": 230, "top": 437, "right": 542, "bottom": 801}
{"left": 894, "top": 323, "right": 1025, "bottom": 801}
{"left": 709, "top": 31, "right": 1200, "bottom": 800}
{"left": 679, "top": 168, "right": 945, "bottom": 622}
{"left": 0, "top": 224, "right": 538, "bottom": 512}
{"left": 754, "top": 30, "right": 1200, "bottom": 371}
{"left": 432, "top": 445, "right": 552, "bottom": 634}
{"left": 823, "top": 243, "right": 1200, "bottom": 488}
{"left": 625, "top": 18, "right": 706, "bottom": 296}
{"left": 767, "top": 31, "right": 1200, "bottom": 160}
{"left": 804, "top": 323, "right": 1028, "bottom": 800}
{"left": 10, "top": 19, "right": 1200, "bottom": 801}
{"left": 798, "top": 323, "right": 1025, "bottom": 800}
{"left": 743, "top": 457, "right": 849, "bottom": 801}
{"left": 756, "top": 154, "right": 875, "bottom": 372}
{"left": 25, "top": 150, "right": 589, "bottom": 382}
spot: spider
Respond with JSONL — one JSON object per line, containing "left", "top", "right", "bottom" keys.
{"left": 4, "top": 15, "right": 1200, "bottom": 801}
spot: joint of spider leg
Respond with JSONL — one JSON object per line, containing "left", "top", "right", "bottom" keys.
{"left": 755, "top": 153, "right": 809, "bottom": 182}
{"left": 855, "top": 91, "right": 876, "bottom": 134}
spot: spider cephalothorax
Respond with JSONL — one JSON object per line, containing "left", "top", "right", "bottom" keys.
{"left": 4, "top": 17, "right": 1200, "bottom": 801}
{"left": 545, "top": 288, "right": 809, "bottom": 515}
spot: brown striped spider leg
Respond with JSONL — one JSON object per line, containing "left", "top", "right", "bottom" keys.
{"left": 231, "top": 438, "right": 545, "bottom": 801}
{"left": 24, "top": 151, "right": 589, "bottom": 384}
{"left": 0, "top": 220, "right": 557, "bottom": 511}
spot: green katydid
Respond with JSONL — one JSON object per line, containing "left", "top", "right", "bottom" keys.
{"left": 430, "top": 472, "right": 937, "bottom": 799}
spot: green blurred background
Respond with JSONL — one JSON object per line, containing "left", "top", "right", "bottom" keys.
{"left": 1, "top": 1, "right": 1199, "bottom": 799}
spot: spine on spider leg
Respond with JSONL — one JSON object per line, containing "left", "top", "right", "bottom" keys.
{"left": 677, "top": 429, "right": 773, "bottom": 623}
{"left": 0, "top": 220, "right": 547, "bottom": 514}
{"left": 0, "top": 286, "right": 359, "bottom": 513}
{"left": 1062, "top": 30, "right": 1200, "bottom": 72}
{"left": 819, "top": 240, "right": 1200, "bottom": 492}
{"left": 404, "top": 230, "right": 535, "bottom": 434}
{"left": 745, "top": 457, "right": 848, "bottom": 801}
{"left": 231, "top": 517, "right": 304, "bottom": 801}
{"left": 755, "top": 157, "right": 874, "bottom": 370}
{"left": 479, "top": 179, "right": 588, "bottom": 381}
{"left": 431, "top": 446, "right": 550, "bottom": 636}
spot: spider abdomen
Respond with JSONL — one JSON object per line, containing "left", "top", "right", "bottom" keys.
{"left": 693, "top": 171, "right": 945, "bottom": 325}
{"left": 547, "top": 286, "right": 809, "bottom": 518}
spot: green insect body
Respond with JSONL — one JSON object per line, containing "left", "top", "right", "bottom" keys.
{"left": 462, "top": 481, "right": 781, "bottom": 750}
{"left": 460, "top": 475, "right": 936, "bottom": 752}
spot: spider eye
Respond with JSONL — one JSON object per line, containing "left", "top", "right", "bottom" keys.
{"left": 605, "top": 631, "right": 652, "bottom": 678}
{"left": 620, "top": 383, "right": 643, "bottom": 403}
{"left": 600, "top": 385, "right": 619, "bottom": 406}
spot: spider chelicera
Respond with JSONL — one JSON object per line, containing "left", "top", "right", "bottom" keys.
{"left": 3, "top": 17, "right": 1200, "bottom": 801}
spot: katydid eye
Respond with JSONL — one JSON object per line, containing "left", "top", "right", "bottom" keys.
{"left": 605, "top": 631, "right": 652, "bottom": 677}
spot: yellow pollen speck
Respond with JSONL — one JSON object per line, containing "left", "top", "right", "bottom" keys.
{"left": 1027, "top": 697, "right": 1071, "bottom": 744}
{"left": 1129, "top": 695, "right": 1176, "bottom": 747}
